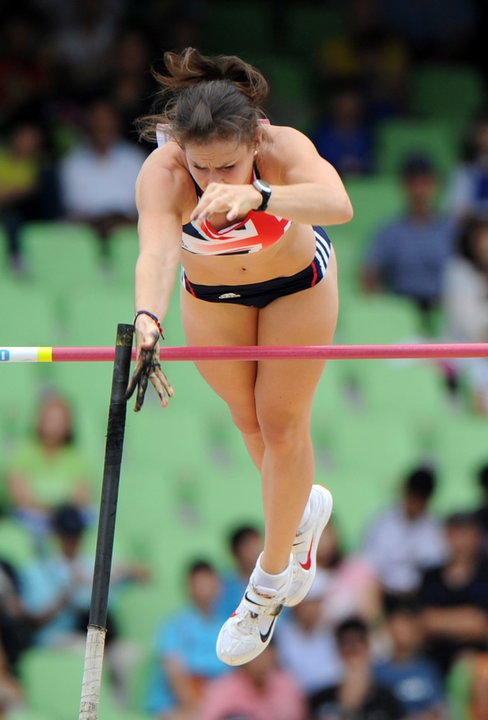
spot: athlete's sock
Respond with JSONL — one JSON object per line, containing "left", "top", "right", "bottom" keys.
{"left": 297, "top": 492, "right": 313, "bottom": 535}
{"left": 252, "top": 553, "right": 291, "bottom": 595}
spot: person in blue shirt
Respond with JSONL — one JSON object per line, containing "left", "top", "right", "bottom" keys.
{"left": 312, "top": 81, "right": 374, "bottom": 177}
{"left": 145, "top": 560, "right": 229, "bottom": 718}
{"left": 374, "top": 599, "right": 445, "bottom": 719}
{"left": 361, "top": 154, "right": 456, "bottom": 325}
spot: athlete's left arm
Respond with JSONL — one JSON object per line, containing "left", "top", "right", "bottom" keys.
{"left": 269, "top": 127, "right": 354, "bottom": 226}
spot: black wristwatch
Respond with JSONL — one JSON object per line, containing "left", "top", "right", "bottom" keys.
{"left": 252, "top": 179, "right": 272, "bottom": 212}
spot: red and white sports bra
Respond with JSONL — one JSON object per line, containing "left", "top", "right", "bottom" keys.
{"left": 156, "top": 122, "right": 292, "bottom": 256}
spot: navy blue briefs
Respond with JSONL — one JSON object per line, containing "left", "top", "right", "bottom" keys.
{"left": 182, "top": 226, "right": 331, "bottom": 309}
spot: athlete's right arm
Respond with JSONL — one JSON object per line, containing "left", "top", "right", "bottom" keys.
{"left": 134, "top": 154, "right": 184, "bottom": 331}
{"left": 127, "top": 153, "right": 186, "bottom": 410}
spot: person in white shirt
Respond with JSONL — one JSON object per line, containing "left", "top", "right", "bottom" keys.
{"left": 275, "top": 571, "right": 343, "bottom": 698}
{"left": 362, "top": 466, "right": 447, "bottom": 597}
{"left": 60, "top": 99, "right": 146, "bottom": 251}
{"left": 442, "top": 215, "right": 488, "bottom": 413}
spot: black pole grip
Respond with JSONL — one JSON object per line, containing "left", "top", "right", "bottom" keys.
{"left": 88, "top": 323, "right": 133, "bottom": 629}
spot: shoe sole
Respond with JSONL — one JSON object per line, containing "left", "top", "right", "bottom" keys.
{"left": 284, "top": 484, "right": 333, "bottom": 607}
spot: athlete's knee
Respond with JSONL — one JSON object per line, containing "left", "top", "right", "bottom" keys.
{"left": 230, "top": 406, "right": 261, "bottom": 437}
{"left": 257, "top": 408, "right": 308, "bottom": 448}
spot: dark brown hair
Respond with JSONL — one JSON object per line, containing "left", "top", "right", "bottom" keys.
{"left": 137, "top": 47, "right": 269, "bottom": 146}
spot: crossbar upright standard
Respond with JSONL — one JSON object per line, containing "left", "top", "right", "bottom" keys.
{"left": 78, "top": 323, "right": 133, "bottom": 720}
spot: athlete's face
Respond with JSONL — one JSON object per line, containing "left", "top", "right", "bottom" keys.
{"left": 184, "top": 137, "right": 256, "bottom": 190}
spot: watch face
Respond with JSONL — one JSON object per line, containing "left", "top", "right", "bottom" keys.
{"left": 256, "top": 180, "right": 271, "bottom": 192}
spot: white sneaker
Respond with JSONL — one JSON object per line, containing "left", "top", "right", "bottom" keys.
{"left": 216, "top": 566, "right": 291, "bottom": 666}
{"left": 285, "top": 484, "right": 333, "bottom": 607}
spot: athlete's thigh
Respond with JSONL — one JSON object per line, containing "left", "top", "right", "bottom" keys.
{"left": 180, "top": 287, "right": 259, "bottom": 416}
{"left": 255, "top": 250, "right": 339, "bottom": 422}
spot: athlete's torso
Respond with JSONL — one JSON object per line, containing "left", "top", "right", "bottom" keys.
{"left": 150, "top": 123, "right": 317, "bottom": 284}
{"left": 181, "top": 166, "right": 292, "bottom": 256}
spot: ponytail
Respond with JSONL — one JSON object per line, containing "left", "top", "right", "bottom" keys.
{"left": 136, "top": 47, "right": 269, "bottom": 145}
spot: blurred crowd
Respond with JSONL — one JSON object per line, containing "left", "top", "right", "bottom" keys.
{"left": 4, "top": 458, "right": 488, "bottom": 719}
{"left": 1, "top": 0, "right": 488, "bottom": 718}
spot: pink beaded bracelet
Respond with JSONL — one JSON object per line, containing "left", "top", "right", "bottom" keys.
{"left": 133, "top": 310, "right": 165, "bottom": 339}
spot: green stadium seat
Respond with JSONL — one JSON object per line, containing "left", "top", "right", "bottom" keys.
{"left": 431, "top": 413, "right": 488, "bottom": 514}
{"left": 328, "top": 177, "right": 403, "bottom": 294}
{"left": 62, "top": 287, "right": 133, "bottom": 347}
{"left": 339, "top": 292, "right": 422, "bottom": 345}
{"left": 18, "top": 646, "right": 147, "bottom": 720}
{"left": 107, "top": 225, "right": 138, "bottom": 289}
{"left": 0, "top": 363, "right": 45, "bottom": 442}
{"left": 0, "top": 516, "right": 37, "bottom": 569}
{"left": 323, "top": 412, "right": 426, "bottom": 549}
{"left": 445, "top": 657, "right": 472, "bottom": 720}
{"left": 410, "top": 64, "right": 484, "bottom": 129}
{"left": 375, "top": 119, "right": 460, "bottom": 178}
{"left": 19, "top": 647, "right": 115, "bottom": 720}
{"left": 358, "top": 359, "right": 450, "bottom": 424}
{"left": 344, "top": 176, "right": 404, "bottom": 241}
{"left": 242, "top": 53, "right": 314, "bottom": 131}
{"left": 21, "top": 222, "right": 103, "bottom": 302}
{"left": 5, "top": 711, "right": 49, "bottom": 720}
{"left": 0, "top": 276, "right": 60, "bottom": 346}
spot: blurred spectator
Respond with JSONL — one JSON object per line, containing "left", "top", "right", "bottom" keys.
{"left": 316, "top": 518, "right": 382, "bottom": 626}
{"left": 312, "top": 80, "right": 374, "bottom": 177}
{"left": 309, "top": 616, "right": 404, "bottom": 720}
{"left": 44, "top": 0, "right": 126, "bottom": 95}
{"left": 275, "top": 570, "right": 343, "bottom": 699}
{"left": 379, "top": 0, "right": 477, "bottom": 61}
{"left": 200, "top": 644, "right": 307, "bottom": 720}
{"left": 218, "top": 524, "right": 262, "bottom": 618}
{"left": 5, "top": 393, "right": 93, "bottom": 547}
{"left": 361, "top": 154, "right": 456, "bottom": 319}
{"left": 446, "top": 114, "right": 488, "bottom": 220}
{"left": 419, "top": 512, "right": 488, "bottom": 678}
{"left": 0, "top": 11, "right": 52, "bottom": 125}
{"left": 316, "top": 0, "right": 408, "bottom": 125}
{"left": 0, "top": 120, "right": 60, "bottom": 271}
{"left": 473, "top": 464, "right": 488, "bottom": 543}
{"left": 374, "top": 599, "right": 446, "bottom": 719}
{"left": 466, "top": 651, "right": 488, "bottom": 720}
{"left": 442, "top": 215, "right": 488, "bottom": 413}
{"left": 145, "top": 559, "right": 228, "bottom": 719}
{"left": 362, "top": 466, "right": 447, "bottom": 597}
{"left": 0, "top": 638, "right": 23, "bottom": 717}
{"left": 108, "top": 27, "right": 154, "bottom": 144}
{"left": 60, "top": 98, "right": 145, "bottom": 252}
{"left": 0, "top": 556, "right": 31, "bottom": 673}
{"left": 20, "top": 504, "right": 146, "bottom": 705}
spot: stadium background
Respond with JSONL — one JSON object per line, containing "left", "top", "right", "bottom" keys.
{"left": 1, "top": 1, "right": 487, "bottom": 718}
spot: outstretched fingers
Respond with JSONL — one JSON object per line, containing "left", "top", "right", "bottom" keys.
{"left": 150, "top": 367, "right": 174, "bottom": 408}
{"left": 135, "top": 371, "right": 149, "bottom": 412}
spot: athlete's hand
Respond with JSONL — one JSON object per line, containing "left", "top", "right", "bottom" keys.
{"left": 126, "top": 317, "right": 174, "bottom": 411}
{"left": 190, "top": 183, "right": 262, "bottom": 223}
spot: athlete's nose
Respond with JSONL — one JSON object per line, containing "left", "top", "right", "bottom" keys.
{"left": 208, "top": 171, "right": 224, "bottom": 184}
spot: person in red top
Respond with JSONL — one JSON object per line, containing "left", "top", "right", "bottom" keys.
{"left": 200, "top": 645, "right": 307, "bottom": 720}
{"left": 127, "top": 47, "right": 353, "bottom": 666}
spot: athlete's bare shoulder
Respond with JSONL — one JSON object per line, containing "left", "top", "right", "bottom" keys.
{"left": 260, "top": 124, "right": 321, "bottom": 181}
{"left": 136, "top": 141, "right": 194, "bottom": 212}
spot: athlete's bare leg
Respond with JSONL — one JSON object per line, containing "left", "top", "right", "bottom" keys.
{"left": 180, "top": 249, "right": 338, "bottom": 575}
{"left": 180, "top": 291, "right": 265, "bottom": 468}
{"left": 256, "top": 250, "right": 338, "bottom": 573}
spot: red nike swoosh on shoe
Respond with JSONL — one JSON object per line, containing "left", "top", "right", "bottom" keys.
{"left": 299, "top": 537, "right": 314, "bottom": 570}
